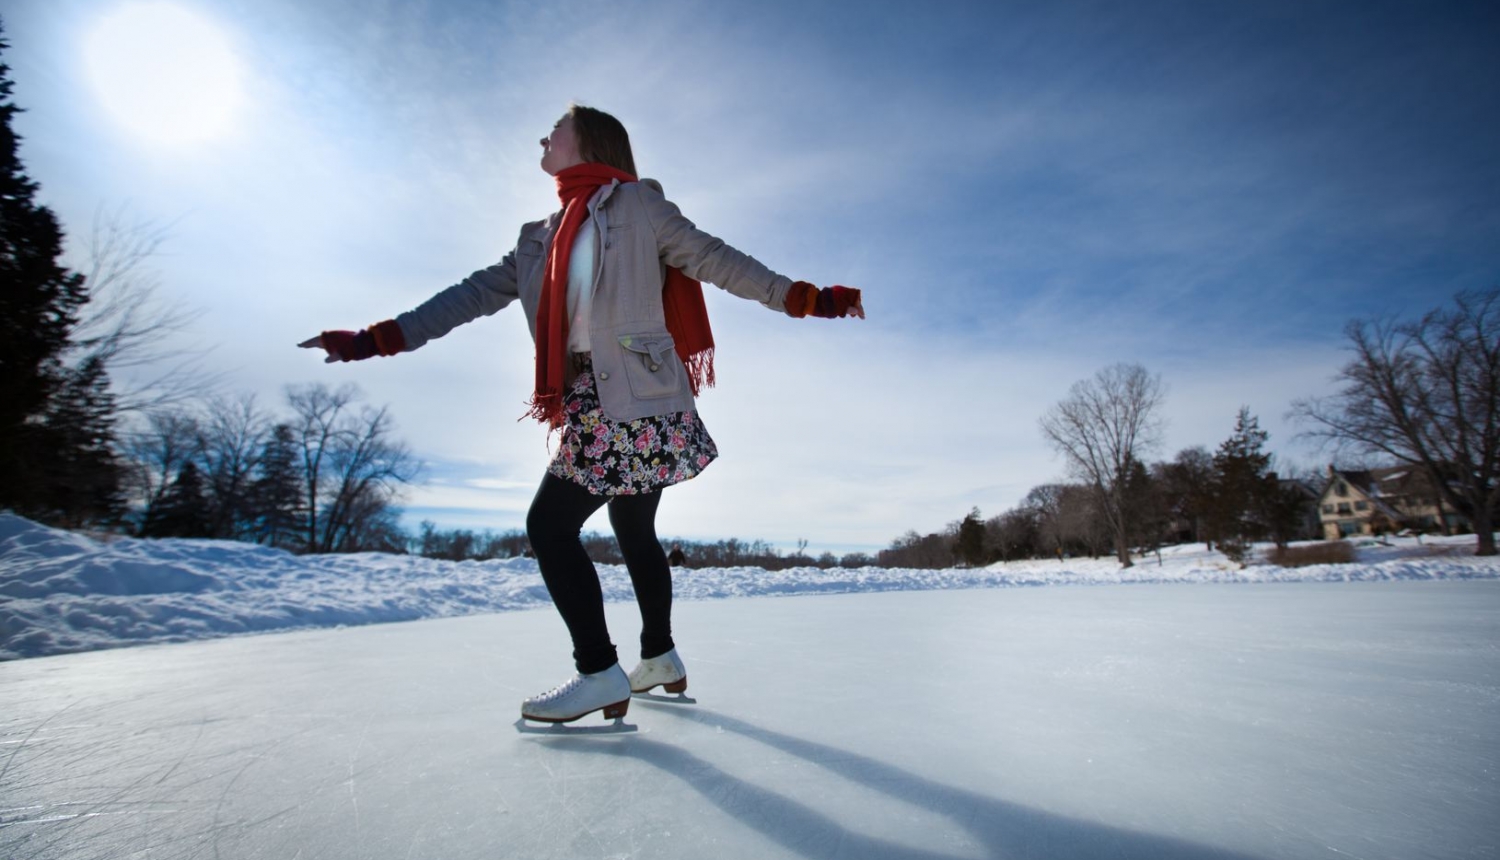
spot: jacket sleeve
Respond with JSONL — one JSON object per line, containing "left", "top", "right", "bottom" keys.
{"left": 393, "top": 249, "right": 521, "bottom": 350}
{"left": 638, "top": 184, "right": 793, "bottom": 313}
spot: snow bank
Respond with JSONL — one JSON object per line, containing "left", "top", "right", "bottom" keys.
{"left": 2, "top": 512, "right": 1496, "bottom": 660}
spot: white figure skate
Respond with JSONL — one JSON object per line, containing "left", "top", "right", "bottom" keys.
{"left": 521, "top": 663, "right": 631, "bottom": 724}
{"left": 627, "top": 648, "right": 688, "bottom": 694}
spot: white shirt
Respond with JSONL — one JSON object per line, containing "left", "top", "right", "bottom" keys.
{"left": 565, "top": 216, "right": 596, "bottom": 353}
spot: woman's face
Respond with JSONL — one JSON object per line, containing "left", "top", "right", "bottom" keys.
{"left": 540, "top": 115, "right": 584, "bottom": 175}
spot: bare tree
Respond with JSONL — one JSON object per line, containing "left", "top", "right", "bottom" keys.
{"left": 1023, "top": 481, "right": 1108, "bottom": 560}
{"left": 1024, "top": 483, "right": 1067, "bottom": 560}
{"left": 320, "top": 403, "right": 419, "bottom": 552}
{"left": 288, "top": 383, "right": 353, "bottom": 551}
{"left": 1057, "top": 483, "right": 1109, "bottom": 559}
{"left": 69, "top": 208, "right": 218, "bottom": 413}
{"left": 1040, "top": 363, "right": 1167, "bottom": 567}
{"left": 286, "top": 383, "right": 420, "bottom": 553}
{"left": 987, "top": 506, "right": 1039, "bottom": 562}
{"left": 1292, "top": 289, "right": 1500, "bottom": 555}
{"left": 332, "top": 481, "right": 409, "bottom": 554}
{"left": 878, "top": 529, "right": 955, "bottom": 569}
{"left": 196, "top": 393, "right": 270, "bottom": 540}
{"left": 838, "top": 551, "right": 875, "bottom": 568}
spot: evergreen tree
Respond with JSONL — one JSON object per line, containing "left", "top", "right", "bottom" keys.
{"left": 1122, "top": 456, "right": 1166, "bottom": 555}
{"left": 0, "top": 26, "right": 121, "bottom": 525}
{"left": 250, "top": 423, "right": 304, "bottom": 549}
{"left": 0, "top": 25, "right": 95, "bottom": 517}
{"left": 142, "top": 461, "right": 212, "bottom": 538}
{"left": 955, "top": 508, "right": 988, "bottom": 567}
{"left": 1156, "top": 446, "right": 1215, "bottom": 545}
{"left": 124, "top": 409, "right": 200, "bottom": 536}
{"left": 1262, "top": 479, "right": 1313, "bottom": 549}
{"left": 36, "top": 355, "right": 125, "bottom": 526}
{"left": 1209, "top": 408, "right": 1275, "bottom": 565}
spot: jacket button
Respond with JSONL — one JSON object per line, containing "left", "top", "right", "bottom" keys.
{"left": 598, "top": 372, "right": 610, "bottom": 381}
{"left": 649, "top": 363, "right": 660, "bottom": 372}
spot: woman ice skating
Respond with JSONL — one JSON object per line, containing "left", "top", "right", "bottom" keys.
{"left": 301, "top": 104, "right": 864, "bottom": 724}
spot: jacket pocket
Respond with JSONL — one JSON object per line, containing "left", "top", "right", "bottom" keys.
{"left": 616, "top": 332, "right": 682, "bottom": 400}
{"left": 604, "top": 221, "right": 634, "bottom": 248}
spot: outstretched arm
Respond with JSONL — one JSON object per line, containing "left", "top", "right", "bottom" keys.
{"left": 640, "top": 184, "right": 793, "bottom": 312}
{"left": 298, "top": 247, "right": 524, "bottom": 362}
{"left": 639, "top": 183, "right": 864, "bottom": 321}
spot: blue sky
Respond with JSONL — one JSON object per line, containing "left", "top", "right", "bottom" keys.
{"left": 6, "top": 0, "right": 1499, "bottom": 554}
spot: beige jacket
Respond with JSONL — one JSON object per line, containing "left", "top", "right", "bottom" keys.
{"left": 395, "top": 179, "right": 795, "bottom": 421}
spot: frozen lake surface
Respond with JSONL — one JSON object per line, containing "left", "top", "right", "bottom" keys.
{"left": 3, "top": 580, "right": 1497, "bottom": 859}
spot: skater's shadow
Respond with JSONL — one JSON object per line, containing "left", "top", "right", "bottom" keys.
{"left": 541, "top": 702, "right": 1270, "bottom": 860}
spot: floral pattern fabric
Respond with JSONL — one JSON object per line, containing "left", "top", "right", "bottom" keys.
{"left": 547, "top": 362, "right": 718, "bottom": 496}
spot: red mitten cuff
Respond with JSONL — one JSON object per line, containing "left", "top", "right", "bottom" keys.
{"left": 369, "top": 319, "right": 406, "bottom": 356}
{"left": 784, "top": 281, "right": 816, "bottom": 318}
{"left": 785, "top": 282, "right": 861, "bottom": 319}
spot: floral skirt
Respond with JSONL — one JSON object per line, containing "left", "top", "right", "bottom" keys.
{"left": 547, "top": 361, "right": 718, "bottom": 496}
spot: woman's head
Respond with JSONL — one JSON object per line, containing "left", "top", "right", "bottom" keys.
{"left": 539, "top": 104, "right": 637, "bottom": 177}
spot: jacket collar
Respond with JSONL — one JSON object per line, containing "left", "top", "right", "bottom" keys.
{"left": 541, "top": 178, "right": 621, "bottom": 230}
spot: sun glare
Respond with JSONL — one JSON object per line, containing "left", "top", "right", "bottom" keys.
{"left": 83, "top": 2, "right": 245, "bottom": 148}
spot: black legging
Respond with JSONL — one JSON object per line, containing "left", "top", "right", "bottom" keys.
{"left": 526, "top": 473, "right": 675, "bottom": 675}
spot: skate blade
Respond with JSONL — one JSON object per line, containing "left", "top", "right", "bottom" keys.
{"left": 513, "top": 716, "right": 638, "bottom": 735}
{"left": 632, "top": 691, "right": 698, "bottom": 705}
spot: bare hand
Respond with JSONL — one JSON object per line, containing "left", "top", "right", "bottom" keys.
{"left": 849, "top": 297, "right": 865, "bottom": 319}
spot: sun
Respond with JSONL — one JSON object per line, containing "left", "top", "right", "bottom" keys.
{"left": 83, "top": 2, "right": 245, "bottom": 148}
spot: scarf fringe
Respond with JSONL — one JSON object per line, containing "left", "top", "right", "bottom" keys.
{"left": 683, "top": 347, "right": 715, "bottom": 397}
{"left": 523, "top": 391, "right": 565, "bottom": 429}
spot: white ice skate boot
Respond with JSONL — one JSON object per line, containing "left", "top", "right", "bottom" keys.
{"left": 521, "top": 664, "right": 631, "bottom": 723}
{"left": 628, "top": 648, "right": 688, "bottom": 694}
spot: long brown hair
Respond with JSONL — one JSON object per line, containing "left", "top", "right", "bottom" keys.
{"left": 568, "top": 104, "right": 637, "bottom": 177}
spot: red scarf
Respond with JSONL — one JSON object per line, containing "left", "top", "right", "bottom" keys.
{"left": 528, "top": 163, "right": 715, "bottom": 427}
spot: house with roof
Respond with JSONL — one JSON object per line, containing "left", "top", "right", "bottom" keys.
{"left": 1317, "top": 465, "right": 1465, "bottom": 539}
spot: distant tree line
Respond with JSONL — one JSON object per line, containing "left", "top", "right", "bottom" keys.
{"left": 121, "top": 385, "right": 420, "bottom": 553}
{"left": 877, "top": 407, "right": 1327, "bottom": 570}
{"left": 411, "top": 525, "right": 878, "bottom": 570}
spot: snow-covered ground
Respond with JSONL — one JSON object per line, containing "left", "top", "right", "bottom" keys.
{"left": 3, "top": 514, "right": 1499, "bottom": 859}
{"left": 2, "top": 511, "right": 1496, "bottom": 661}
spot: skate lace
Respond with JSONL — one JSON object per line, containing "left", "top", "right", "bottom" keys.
{"left": 536, "top": 674, "right": 585, "bottom": 703}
